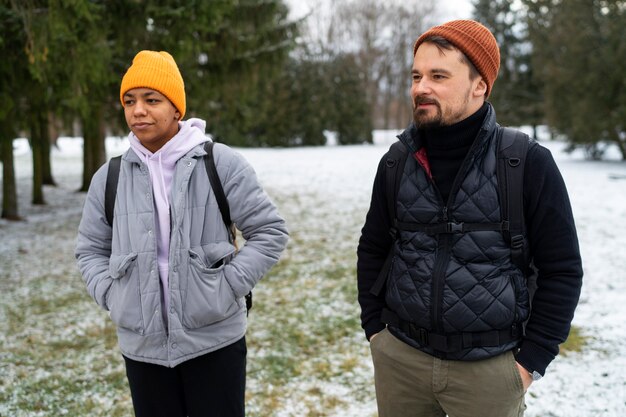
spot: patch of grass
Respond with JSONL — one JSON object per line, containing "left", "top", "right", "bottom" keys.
{"left": 1, "top": 256, "right": 133, "bottom": 415}
{"left": 2, "top": 187, "right": 378, "bottom": 417}
{"left": 251, "top": 353, "right": 301, "bottom": 383}
{"left": 559, "top": 325, "right": 587, "bottom": 355}
{"left": 4, "top": 305, "right": 26, "bottom": 334}
{"left": 339, "top": 354, "right": 360, "bottom": 373}
{"left": 8, "top": 369, "right": 129, "bottom": 416}
{"left": 28, "top": 290, "right": 86, "bottom": 316}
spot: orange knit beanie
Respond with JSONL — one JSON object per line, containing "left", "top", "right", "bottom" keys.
{"left": 120, "top": 50, "right": 186, "bottom": 118}
{"left": 413, "top": 20, "right": 500, "bottom": 97}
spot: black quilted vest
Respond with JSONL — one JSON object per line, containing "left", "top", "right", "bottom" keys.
{"left": 386, "top": 112, "right": 530, "bottom": 360}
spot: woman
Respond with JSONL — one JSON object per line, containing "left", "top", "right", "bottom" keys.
{"left": 76, "top": 50, "right": 288, "bottom": 417}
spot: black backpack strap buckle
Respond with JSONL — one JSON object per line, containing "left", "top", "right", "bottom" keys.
{"left": 510, "top": 234, "right": 524, "bottom": 249}
{"left": 445, "top": 222, "right": 464, "bottom": 233}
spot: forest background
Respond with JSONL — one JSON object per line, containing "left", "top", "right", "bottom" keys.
{"left": 1, "top": 0, "right": 625, "bottom": 220}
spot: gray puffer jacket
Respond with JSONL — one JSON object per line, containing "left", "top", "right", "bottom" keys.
{"left": 76, "top": 142, "right": 288, "bottom": 367}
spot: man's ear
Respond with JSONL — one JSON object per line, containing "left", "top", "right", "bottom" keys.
{"left": 174, "top": 111, "right": 181, "bottom": 121}
{"left": 473, "top": 78, "right": 488, "bottom": 98}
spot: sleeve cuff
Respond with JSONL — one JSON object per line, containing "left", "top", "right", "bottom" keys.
{"left": 514, "top": 339, "right": 556, "bottom": 376}
{"left": 364, "top": 322, "right": 386, "bottom": 341}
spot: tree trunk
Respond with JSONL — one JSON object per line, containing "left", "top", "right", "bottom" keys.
{"left": 79, "top": 103, "right": 107, "bottom": 192}
{"left": 397, "top": 95, "right": 412, "bottom": 130}
{"left": 31, "top": 109, "right": 46, "bottom": 205}
{"left": 42, "top": 112, "right": 56, "bottom": 186}
{"left": 1, "top": 126, "right": 21, "bottom": 220}
{"left": 381, "top": 62, "right": 393, "bottom": 130}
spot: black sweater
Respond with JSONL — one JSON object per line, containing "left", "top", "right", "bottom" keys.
{"left": 357, "top": 105, "right": 583, "bottom": 376}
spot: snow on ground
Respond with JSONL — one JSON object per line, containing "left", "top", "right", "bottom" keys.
{"left": 1, "top": 129, "right": 626, "bottom": 416}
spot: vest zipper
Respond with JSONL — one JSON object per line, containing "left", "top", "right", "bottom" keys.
{"left": 429, "top": 133, "right": 487, "bottom": 337}
{"left": 431, "top": 206, "right": 451, "bottom": 337}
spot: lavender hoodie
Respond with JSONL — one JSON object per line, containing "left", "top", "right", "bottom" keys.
{"left": 129, "top": 118, "right": 208, "bottom": 317}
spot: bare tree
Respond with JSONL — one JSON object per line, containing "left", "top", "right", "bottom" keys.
{"left": 383, "top": 1, "right": 437, "bottom": 129}
{"left": 298, "top": 0, "right": 439, "bottom": 129}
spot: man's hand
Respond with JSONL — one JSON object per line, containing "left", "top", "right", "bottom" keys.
{"left": 515, "top": 362, "right": 533, "bottom": 391}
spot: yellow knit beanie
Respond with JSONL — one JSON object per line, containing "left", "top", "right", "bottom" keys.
{"left": 413, "top": 20, "right": 500, "bottom": 98}
{"left": 120, "top": 50, "right": 186, "bottom": 119}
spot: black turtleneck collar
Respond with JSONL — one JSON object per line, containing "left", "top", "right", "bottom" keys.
{"left": 420, "top": 102, "right": 489, "bottom": 203}
{"left": 422, "top": 102, "right": 489, "bottom": 151}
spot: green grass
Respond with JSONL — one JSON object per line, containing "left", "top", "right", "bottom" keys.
{"left": 0, "top": 209, "right": 133, "bottom": 417}
{"left": 1, "top": 189, "right": 376, "bottom": 417}
{"left": 559, "top": 325, "right": 587, "bottom": 355}
{"left": 4, "top": 184, "right": 591, "bottom": 417}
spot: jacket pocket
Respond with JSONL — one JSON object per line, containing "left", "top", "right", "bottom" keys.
{"left": 190, "top": 242, "right": 236, "bottom": 269}
{"left": 106, "top": 253, "right": 144, "bottom": 334}
{"left": 109, "top": 253, "right": 138, "bottom": 279}
{"left": 181, "top": 249, "right": 240, "bottom": 329}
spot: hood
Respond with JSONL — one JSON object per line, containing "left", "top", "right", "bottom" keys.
{"left": 129, "top": 117, "right": 209, "bottom": 166}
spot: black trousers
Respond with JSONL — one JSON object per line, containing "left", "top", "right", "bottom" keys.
{"left": 123, "top": 337, "right": 246, "bottom": 417}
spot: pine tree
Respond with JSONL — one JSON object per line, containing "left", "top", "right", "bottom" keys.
{"left": 0, "top": 4, "right": 23, "bottom": 219}
{"left": 176, "top": 0, "right": 298, "bottom": 146}
{"left": 328, "top": 53, "right": 372, "bottom": 144}
{"left": 473, "top": 0, "right": 544, "bottom": 135}
{"left": 524, "top": 0, "right": 625, "bottom": 159}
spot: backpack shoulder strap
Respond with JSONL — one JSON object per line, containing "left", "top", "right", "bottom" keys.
{"left": 369, "top": 141, "right": 409, "bottom": 297}
{"left": 104, "top": 155, "right": 122, "bottom": 226}
{"left": 204, "top": 141, "right": 239, "bottom": 246}
{"left": 385, "top": 141, "right": 409, "bottom": 227}
{"left": 204, "top": 141, "right": 252, "bottom": 313}
{"left": 204, "top": 141, "right": 232, "bottom": 235}
{"left": 497, "top": 127, "right": 531, "bottom": 271}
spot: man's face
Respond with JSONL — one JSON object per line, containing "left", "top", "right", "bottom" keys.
{"left": 123, "top": 88, "right": 180, "bottom": 152}
{"left": 410, "top": 42, "right": 486, "bottom": 129}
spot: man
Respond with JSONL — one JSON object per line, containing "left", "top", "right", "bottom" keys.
{"left": 357, "top": 20, "right": 582, "bottom": 417}
{"left": 76, "top": 50, "right": 288, "bottom": 417}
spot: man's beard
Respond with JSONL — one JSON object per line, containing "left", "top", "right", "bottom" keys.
{"left": 412, "top": 88, "right": 472, "bottom": 129}
{"left": 413, "top": 98, "right": 444, "bottom": 130}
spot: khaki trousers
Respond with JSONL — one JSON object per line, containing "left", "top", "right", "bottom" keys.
{"left": 370, "top": 328, "right": 526, "bottom": 417}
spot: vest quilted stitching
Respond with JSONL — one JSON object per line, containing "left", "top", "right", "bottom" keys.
{"left": 386, "top": 129, "right": 529, "bottom": 360}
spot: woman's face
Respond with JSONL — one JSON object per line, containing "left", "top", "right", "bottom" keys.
{"left": 123, "top": 88, "right": 181, "bottom": 152}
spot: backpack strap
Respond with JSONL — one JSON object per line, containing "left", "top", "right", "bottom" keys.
{"left": 381, "top": 308, "right": 521, "bottom": 352}
{"left": 497, "top": 127, "right": 531, "bottom": 272}
{"left": 204, "top": 141, "right": 252, "bottom": 313}
{"left": 395, "top": 220, "right": 509, "bottom": 234}
{"left": 204, "top": 141, "right": 236, "bottom": 243}
{"left": 385, "top": 141, "right": 408, "bottom": 231}
{"left": 104, "top": 155, "right": 122, "bottom": 226}
{"left": 370, "top": 141, "right": 409, "bottom": 297}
